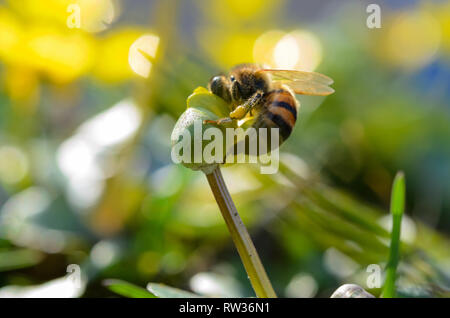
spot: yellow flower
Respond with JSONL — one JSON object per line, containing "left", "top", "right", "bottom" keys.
{"left": 0, "top": 4, "right": 95, "bottom": 84}
{"left": 6, "top": 0, "right": 119, "bottom": 33}
{"left": 0, "top": 9, "right": 23, "bottom": 64}
{"left": 198, "top": 28, "right": 260, "bottom": 68}
{"left": 375, "top": 9, "right": 441, "bottom": 70}
{"left": 430, "top": 2, "right": 450, "bottom": 52}
{"left": 25, "top": 26, "right": 95, "bottom": 83}
{"left": 4, "top": 67, "right": 39, "bottom": 105}
{"left": 92, "top": 29, "right": 152, "bottom": 83}
{"left": 198, "top": 0, "right": 283, "bottom": 23}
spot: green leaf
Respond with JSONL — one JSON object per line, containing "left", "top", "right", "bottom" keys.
{"left": 104, "top": 279, "right": 156, "bottom": 298}
{"left": 382, "top": 171, "right": 405, "bottom": 298}
{"left": 146, "top": 283, "right": 200, "bottom": 298}
{"left": 0, "top": 249, "right": 44, "bottom": 271}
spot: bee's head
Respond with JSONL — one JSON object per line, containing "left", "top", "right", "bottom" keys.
{"left": 209, "top": 74, "right": 231, "bottom": 103}
{"left": 229, "top": 66, "right": 270, "bottom": 102}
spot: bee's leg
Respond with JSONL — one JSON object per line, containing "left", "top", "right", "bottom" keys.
{"left": 204, "top": 91, "right": 263, "bottom": 126}
{"left": 229, "top": 91, "right": 263, "bottom": 119}
{"left": 203, "top": 117, "right": 233, "bottom": 125}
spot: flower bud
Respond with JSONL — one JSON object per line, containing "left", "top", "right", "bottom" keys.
{"left": 171, "top": 87, "right": 232, "bottom": 174}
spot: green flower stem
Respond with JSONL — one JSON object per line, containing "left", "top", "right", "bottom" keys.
{"left": 205, "top": 167, "right": 277, "bottom": 298}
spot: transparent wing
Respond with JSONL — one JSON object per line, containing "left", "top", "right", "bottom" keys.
{"left": 257, "top": 69, "right": 334, "bottom": 85}
{"left": 280, "top": 80, "right": 335, "bottom": 96}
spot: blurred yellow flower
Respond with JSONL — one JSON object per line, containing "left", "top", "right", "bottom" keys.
{"left": 196, "top": 0, "right": 285, "bottom": 68}
{"left": 0, "top": 0, "right": 135, "bottom": 90}
{"left": 26, "top": 27, "right": 95, "bottom": 83}
{"left": 430, "top": 2, "right": 450, "bottom": 52}
{"left": 6, "top": 0, "right": 120, "bottom": 33}
{"left": 376, "top": 10, "right": 441, "bottom": 70}
{"left": 4, "top": 67, "right": 39, "bottom": 105}
{"left": 92, "top": 29, "right": 153, "bottom": 83}
{"left": 199, "top": 0, "right": 283, "bottom": 22}
{"left": 0, "top": 9, "right": 23, "bottom": 64}
{"left": 198, "top": 29, "right": 260, "bottom": 68}
{"left": 0, "top": 9, "right": 94, "bottom": 84}
{"left": 6, "top": 0, "right": 68, "bottom": 27}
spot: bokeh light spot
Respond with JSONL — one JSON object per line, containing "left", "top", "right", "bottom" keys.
{"left": 79, "top": 99, "right": 142, "bottom": 147}
{"left": 379, "top": 214, "right": 417, "bottom": 244}
{"left": 285, "top": 273, "right": 318, "bottom": 298}
{"left": 253, "top": 30, "right": 285, "bottom": 67}
{"left": 0, "top": 145, "right": 29, "bottom": 184}
{"left": 91, "top": 240, "right": 119, "bottom": 268}
{"left": 74, "top": 0, "right": 119, "bottom": 33}
{"left": 128, "top": 34, "right": 160, "bottom": 79}
{"left": 324, "top": 248, "right": 359, "bottom": 278}
{"left": 274, "top": 34, "right": 300, "bottom": 69}
{"left": 254, "top": 30, "right": 322, "bottom": 71}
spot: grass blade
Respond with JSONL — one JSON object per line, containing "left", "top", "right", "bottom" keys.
{"left": 146, "top": 283, "right": 200, "bottom": 298}
{"left": 104, "top": 279, "right": 156, "bottom": 298}
{"left": 382, "top": 171, "right": 405, "bottom": 298}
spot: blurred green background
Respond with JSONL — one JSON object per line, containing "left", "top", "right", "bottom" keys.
{"left": 0, "top": 0, "right": 449, "bottom": 298}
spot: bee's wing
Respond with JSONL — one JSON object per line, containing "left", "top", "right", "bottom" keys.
{"left": 280, "top": 80, "right": 335, "bottom": 96}
{"left": 257, "top": 69, "right": 334, "bottom": 85}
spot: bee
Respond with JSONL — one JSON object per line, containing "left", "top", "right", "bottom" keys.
{"left": 204, "top": 64, "right": 334, "bottom": 146}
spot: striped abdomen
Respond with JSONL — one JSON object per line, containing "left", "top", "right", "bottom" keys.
{"left": 256, "top": 88, "right": 299, "bottom": 144}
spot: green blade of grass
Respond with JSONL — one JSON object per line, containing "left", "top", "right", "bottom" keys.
{"left": 382, "top": 171, "right": 405, "bottom": 298}
{"left": 0, "top": 249, "right": 44, "bottom": 271}
{"left": 104, "top": 279, "right": 156, "bottom": 298}
{"left": 146, "top": 283, "right": 200, "bottom": 298}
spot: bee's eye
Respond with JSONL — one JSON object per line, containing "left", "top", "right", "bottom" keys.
{"left": 210, "top": 76, "right": 223, "bottom": 92}
{"left": 255, "top": 77, "right": 264, "bottom": 89}
{"left": 230, "top": 75, "right": 235, "bottom": 82}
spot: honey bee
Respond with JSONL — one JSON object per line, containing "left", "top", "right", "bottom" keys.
{"left": 205, "top": 64, "right": 334, "bottom": 145}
